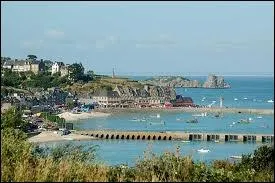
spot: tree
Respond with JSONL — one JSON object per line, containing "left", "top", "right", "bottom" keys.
{"left": 1, "top": 107, "right": 28, "bottom": 130}
{"left": 68, "top": 63, "right": 84, "bottom": 82}
{"left": 27, "top": 55, "right": 37, "bottom": 60}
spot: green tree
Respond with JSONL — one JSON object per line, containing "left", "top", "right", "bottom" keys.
{"left": 1, "top": 107, "right": 27, "bottom": 131}
{"left": 68, "top": 63, "right": 84, "bottom": 82}
{"left": 27, "top": 55, "right": 37, "bottom": 60}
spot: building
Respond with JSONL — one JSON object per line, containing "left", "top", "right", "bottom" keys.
{"left": 60, "top": 64, "right": 69, "bottom": 77}
{"left": 3, "top": 59, "right": 44, "bottom": 74}
{"left": 2, "top": 60, "right": 14, "bottom": 69}
{"left": 93, "top": 90, "right": 121, "bottom": 108}
{"left": 30, "top": 60, "right": 45, "bottom": 74}
{"left": 171, "top": 95, "right": 195, "bottom": 107}
{"left": 51, "top": 62, "right": 65, "bottom": 75}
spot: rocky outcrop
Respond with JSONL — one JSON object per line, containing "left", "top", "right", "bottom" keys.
{"left": 203, "top": 74, "right": 230, "bottom": 88}
{"left": 139, "top": 75, "right": 230, "bottom": 89}
{"left": 113, "top": 85, "right": 176, "bottom": 100}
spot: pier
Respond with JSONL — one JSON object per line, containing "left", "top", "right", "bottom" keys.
{"left": 75, "top": 130, "right": 274, "bottom": 143}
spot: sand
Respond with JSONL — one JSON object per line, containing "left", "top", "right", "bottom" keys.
{"left": 28, "top": 131, "right": 95, "bottom": 143}
{"left": 57, "top": 111, "right": 111, "bottom": 121}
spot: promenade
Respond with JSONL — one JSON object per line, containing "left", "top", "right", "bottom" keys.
{"left": 75, "top": 130, "right": 274, "bottom": 143}
{"left": 94, "top": 107, "right": 274, "bottom": 115}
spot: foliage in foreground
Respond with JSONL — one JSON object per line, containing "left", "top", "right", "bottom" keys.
{"left": 1, "top": 108, "right": 273, "bottom": 182}
{"left": 1, "top": 127, "right": 274, "bottom": 182}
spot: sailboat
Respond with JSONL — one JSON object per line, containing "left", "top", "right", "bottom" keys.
{"left": 197, "top": 148, "right": 210, "bottom": 153}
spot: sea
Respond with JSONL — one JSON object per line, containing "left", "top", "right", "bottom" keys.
{"left": 41, "top": 76, "right": 274, "bottom": 166}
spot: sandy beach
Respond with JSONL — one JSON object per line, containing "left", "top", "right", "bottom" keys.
{"left": 28, "top": 131, "right": 96, "bottom": 143}
{"left": 57, "top": 111, "right": 111, "bottom": 121}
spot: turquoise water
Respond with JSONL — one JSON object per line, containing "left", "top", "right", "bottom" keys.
{"left": 44, "top": 76, "right": 274, "bottom": 166}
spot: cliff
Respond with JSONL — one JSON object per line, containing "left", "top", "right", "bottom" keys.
{"left": 64, "top": 77, "right": 176, "bottom": 100}
{"left": 139, "top": 75, "right": 230, "bottom": 89}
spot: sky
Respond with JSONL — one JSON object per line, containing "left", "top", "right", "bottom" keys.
{"left": 1, "top": 1, "right": 274, "bottom": 76}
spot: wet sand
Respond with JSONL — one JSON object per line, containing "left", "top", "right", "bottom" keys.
{"left": 57, "top": 111, "right": 111, "bottom": 121}
{"left": 28, "top": 131, "right": 95, "bottom": 143}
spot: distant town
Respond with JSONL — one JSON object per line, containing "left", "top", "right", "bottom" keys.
{"left": 1, "top": 55, "right": 203, "bottom": 132}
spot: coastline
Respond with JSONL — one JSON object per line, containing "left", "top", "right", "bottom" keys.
{"left": 28, "top": 131, "right": 96, "bottom": 143}
{"left": 94, "top": 107, "right": 274, "bottom": 115}
{"left": 57, "top": 111, "right": 111, "bottom": 121}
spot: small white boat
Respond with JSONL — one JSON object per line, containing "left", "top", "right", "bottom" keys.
{"left": 197, "top": 149, "right": 210, "bottom": 153}
{"left": 232, "top": 122, "right": 236, "bottom": 125}
{"left": 243, "top": 97, "right": 248, "bottom": 100}
{"left": 214, "top": 140, "right": 219, "bottom": 143}
{"left": 181, "top": 140, "right": 190, "bottom": 143}
{"left": 257, "top": 116, "right": 263, "bottom": 119}
{"left": 230, "top": 155, "right": 242, "bottom": 159}
{"left": 234, "top": 98, "right": 238, "bottom": 101}
{"left": 267, "top": 99, "right": 274, "bottom": 103}
{"left": 192, "top": 112, "right": 207, "bottom": 117}
{"left": 156, "top": 114, "right": 160, "bottom": 118}
{"left": 248, "top": 117, "right": 253, "bottom": 121}
{"left": 229, "top": 124, "right": 233, "bottom": 127}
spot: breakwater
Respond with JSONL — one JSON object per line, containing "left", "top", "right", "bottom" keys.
{"left": 75, "top": 130, "right": 274, "bottom": 143}
{"left": 94, "top": 107, "right": 274, "bottom": 115}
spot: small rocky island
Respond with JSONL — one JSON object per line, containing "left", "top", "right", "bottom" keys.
{"left": 139, "top": 74, "right": 230, "bottom": 89}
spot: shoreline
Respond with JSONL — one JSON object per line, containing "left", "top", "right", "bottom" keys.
{"left": 57, "top": 111, "right": 111, "bottom": 121}
{"left": 28, "top": 131, "right": 96, "bottom": 143}
{"left": 94, "top": 107, "right": 274, "bottom": 115}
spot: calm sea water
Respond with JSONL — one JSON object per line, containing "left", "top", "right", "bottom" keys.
{"left": 44, "top": 76, "right": 274, "bottom": 166}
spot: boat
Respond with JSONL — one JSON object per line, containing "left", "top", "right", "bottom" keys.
{"left": 230, "top": 155, "right": 242, "bottom": 159}
{"left": 192, "top": 112, "right": 207, "bottom": 117}
{"left": 238, "top": 119, "right": 250, "bottom": 124}
{"left": 156, "top": 114, "right": 160, "bottom": 118}
{"left": 267, "top": 99, "right": 274, "bottom": 103}
{"left": 234, "top": 98, "right": 238, "bottom": 101}
{"left": 197, "top": 149, "right": 210, "bottom": 153}
{"left": 257, "top": 116, "right": 263, "bottom": 119}
{"left": 214, "top": 140, "right": 219, "bottom": 143}
{"left": 186, "top": 118, "right": 198, "bottom": 123}
{"left": 243, "top": 97, "right": 248, "bottom": 100}
{"left": 181, "top": 140, "right": 190, "bottom": 143}
{"left": 149, "top": 120, "right": 165, "bottom": 125}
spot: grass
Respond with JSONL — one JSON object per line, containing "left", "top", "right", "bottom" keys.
{"left": 1, "top": 127, "right": 274, "bottom": 182}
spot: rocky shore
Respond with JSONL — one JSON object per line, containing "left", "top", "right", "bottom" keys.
{"left": 139, "top": 74, "right": 230, "bottom": 89}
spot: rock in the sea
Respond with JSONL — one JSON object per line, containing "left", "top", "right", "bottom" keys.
{"left": 203, "top": 74, "right": 230, "bottom": 88}
{"left": 139, "top": 75, "right": 230, "bottom": 89}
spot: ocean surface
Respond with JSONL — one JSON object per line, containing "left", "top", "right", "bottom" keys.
{"left": 44, "top": 76, "right": 274, "bottom": 166}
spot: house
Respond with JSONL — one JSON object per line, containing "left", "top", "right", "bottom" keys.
{"left": 171, "top": 95, "right": 195, "bottom": 107}
{"left": 51, "top": 62, "right": 65, "bottom": 75}
{"left": 4, "top": 59, "right": 44, "bottom": 74}
{"left": 30, "top": 60, "right": 45, "bottom": 74}
{"left": 2, "top": 60, "right": 14, "bottom": 69}
{"left": 93, "top": 90, "right": 121, "bottom": 108}
{"left": 164, "top": 102, "right": 173, "bottom": 108}
{"left": 60, "top": 64, "right": 69, "bottom": 77}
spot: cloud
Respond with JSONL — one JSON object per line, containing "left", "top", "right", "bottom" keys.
{"left": 21, "top": 40, "right": 44, "bottom": 49}
{"left": 45, "top": 29, "right": 65, "bottom": 39}
{"left": 134, "top": 34, "right": 177, "bottom": 48}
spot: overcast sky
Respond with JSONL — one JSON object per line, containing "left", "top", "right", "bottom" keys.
{"left": 1, "top": 1, "right": 274, "bottom": 76}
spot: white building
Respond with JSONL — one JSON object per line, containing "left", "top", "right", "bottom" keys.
{"left": 51, "top": 62, "right": 65, "bottom": 75}
{"left": 93, "top": 90, "right": 121, "bottom": 108}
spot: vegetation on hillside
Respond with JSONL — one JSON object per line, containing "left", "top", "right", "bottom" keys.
{"left": 1, "top": 107, "right": 274, "bottom": 182}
